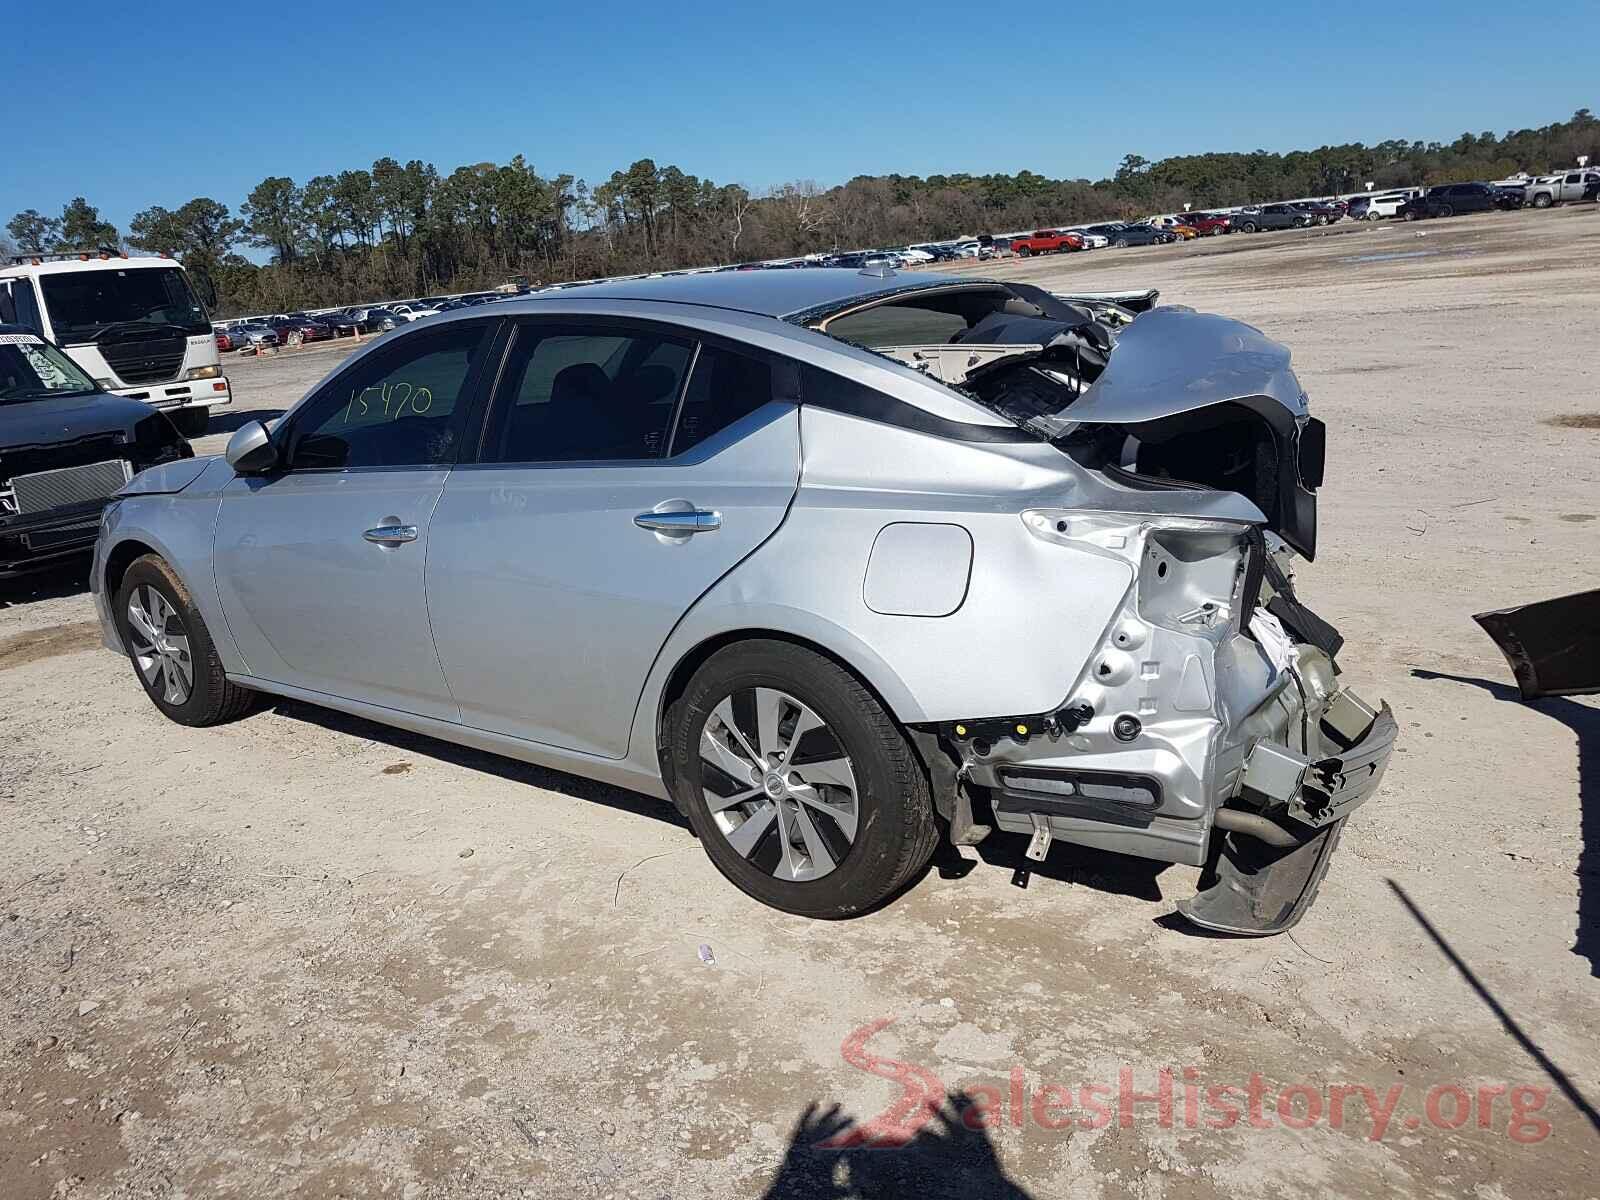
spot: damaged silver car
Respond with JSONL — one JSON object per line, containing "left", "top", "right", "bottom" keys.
{"left": 91, "top": 268, "right": 1395, "bottom": 933}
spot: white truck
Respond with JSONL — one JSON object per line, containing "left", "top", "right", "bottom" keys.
{"left": 0, "top": 251, "right": 229, "bottom": 437}
{"left": 1523, "top": 169, "right": 1600, "bottom": 208}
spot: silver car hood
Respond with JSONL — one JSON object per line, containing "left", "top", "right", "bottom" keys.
{"left": 1065, "top": 307, "right": 1307, "bottom": 425}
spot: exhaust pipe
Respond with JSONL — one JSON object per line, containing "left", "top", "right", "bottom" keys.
{"left": 1212, "top": 807, "right": 1300, "bottom": 849}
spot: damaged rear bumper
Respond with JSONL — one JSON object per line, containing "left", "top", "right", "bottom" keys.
{"left": 1177, "top": 702, "right": 1396, "bottom": 935}
{"left": 929, "top": 513, "right": 1396, "bottom": 935}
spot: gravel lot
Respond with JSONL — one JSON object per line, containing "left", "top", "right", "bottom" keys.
{"left": 2, "top": 209, "right": 1598, "bottom": 1199}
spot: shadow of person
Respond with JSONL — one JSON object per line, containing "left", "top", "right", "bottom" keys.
{"left": 761, "top": 1094, "right": 1034, "bottom": 1199}
{"left": 1411, "top": 668, "right": 1598, "bottom": 977}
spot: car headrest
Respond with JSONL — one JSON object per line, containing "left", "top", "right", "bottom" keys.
{"left": 550, "top": 362, "right": 610, "bottom": 408}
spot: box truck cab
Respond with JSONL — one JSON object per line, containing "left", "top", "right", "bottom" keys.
{"left": 0, "top": 251, "right": 229, "bottom": 437}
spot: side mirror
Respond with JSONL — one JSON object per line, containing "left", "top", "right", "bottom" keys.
{"left": 225, "top": 420, "right": 279, "bottom": 475}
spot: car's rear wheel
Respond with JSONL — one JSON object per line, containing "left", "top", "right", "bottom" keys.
{"left": 664, "top": 640, "right": 937, "bottom": 918}
{"left": 115, "top": 555, "right": 256, "bottom": 727}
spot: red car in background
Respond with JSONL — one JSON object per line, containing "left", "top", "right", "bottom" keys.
{"left": 214, "top": 327, "right": 238, "bottom": 351}
{"left": 1011, "top": 229, "right": 1084, "bottom": 256}
{"left": 267, "top": 315, "right": 334, "bottom": 347}
{"left": 1178, "top": 212, "right": 1232, "bottom": 236}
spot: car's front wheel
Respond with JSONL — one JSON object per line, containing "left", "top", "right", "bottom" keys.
{"left": 664, "top": 640, "right": 937, "bottom": 918}
{"left": 115, "top": 555, "right": 257, "bottom": 727}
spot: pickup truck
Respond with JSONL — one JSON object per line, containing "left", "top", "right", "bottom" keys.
{"left": 1231, "top": 204, "right": 1311, "bottom": 232}
{"left": 1523, "top": 171, "right": 1600, "bottom": 208}
{"left": 1010, "top": 230, "right": 1084, "bottom": 256}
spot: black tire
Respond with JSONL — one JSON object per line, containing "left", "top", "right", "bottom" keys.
{"left": 664, "top": 639, "right": 937, "bottom": 918}
{"left": 1403, "top": 210, "right": 1418, "bottom": 221}
{"left": 1240, "top": 221, "right": 1258, "bottom": 233}
{"left": 170, "top": 407, "right": 210, "bottom": 439}
{"left": 1017, "top": 245, "right": 1032, "bottom": 257}
{"left": 115, "top": 554, "right": 256, "bottom": 727}
{"left": 1112, "top": 238, "right": 1127, "bottom": 248}
{"left": 1532, "top": 193, "right": 1553, "bottom": 209}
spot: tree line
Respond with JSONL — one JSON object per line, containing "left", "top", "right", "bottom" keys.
{"left": 6, "top": 108, "right": 1595, "bottom": 317}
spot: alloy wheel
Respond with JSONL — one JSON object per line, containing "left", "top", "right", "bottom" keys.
{"left": 127, "top": 585, "right": 193, "bottom": 706}
{"left": 698, "top": 687, "right": 859, "bottom": 882}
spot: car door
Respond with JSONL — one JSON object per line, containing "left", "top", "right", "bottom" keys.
{"left": 212, "top": 318, "right": 497, "bottom": 719}
{"left": 426, "top": 317, "right": 800, "bottom": 758}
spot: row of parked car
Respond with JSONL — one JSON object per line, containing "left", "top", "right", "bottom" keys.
{"left": 214, "top": 291, "right": 520, "bottom": 353}
{"left": 217, "top": 172, "right": 1600, "bottom": 340}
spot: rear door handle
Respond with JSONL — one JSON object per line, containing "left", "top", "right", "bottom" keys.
{"left": 363, "top": 523, "right": 419, "bottom": 546}
{"left": 633, "top": 510, "right": 721, "bottom": 534}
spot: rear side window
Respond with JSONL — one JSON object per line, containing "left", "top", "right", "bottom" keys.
{"left": 672, "top": 344, "right": 775, "bottom": 455}
{"left": 483, "top": 324, "right": 693, "bottom": 463}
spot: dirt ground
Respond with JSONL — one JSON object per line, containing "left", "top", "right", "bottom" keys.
{"left": 2, "top": 209, "right": 1598, "bottom": 1199}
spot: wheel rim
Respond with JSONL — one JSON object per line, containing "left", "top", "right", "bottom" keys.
{"left": 127, "top": 585, "right": 193, "bottom": 706}
{"left": 699, "top": 687, "right": 858, "bottom": 882}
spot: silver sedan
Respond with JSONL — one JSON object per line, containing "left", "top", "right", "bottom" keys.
{"left": 91, "top": 270, "right": 1395, "bottom": 931}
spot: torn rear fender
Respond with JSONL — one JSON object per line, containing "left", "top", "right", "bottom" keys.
{"left": 1474, "top": 589, "right": 1600, "bottom": 699}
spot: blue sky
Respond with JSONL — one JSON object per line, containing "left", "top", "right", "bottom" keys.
{"left": 6, "top": 0, "right": 1596, "bottom": 241}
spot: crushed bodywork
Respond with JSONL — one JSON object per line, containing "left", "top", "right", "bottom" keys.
{"left": 807, "top": 279, "right": 1390, "bottom": 934}
{"left": 1475, "top": 588, "right": 1600, "bottom": 699}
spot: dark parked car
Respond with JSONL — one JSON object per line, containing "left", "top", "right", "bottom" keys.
{"left": 1232, "top": 204, "right": 1312, "bottom": 233}
{"left": 1290, "top": 200, "right": 1343, "bottom": 225}
{"left": 267, "top": 316, "right": 333, "bottom": 346}
{"left": 1398, "top": 182, "right": 1516, "bottom": 220}
{"left": 1, "top": 325, "right": 191, "bottom": 577}
{"left": 1087, "top": 223, "right": 1172, "bottom": 247}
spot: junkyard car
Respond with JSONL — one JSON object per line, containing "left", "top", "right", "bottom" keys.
{"left": 91, "top": 270, "right": 1395, "bottom": 933}
{"left": 2, "top": 326, "right": 191, "bottom": 577}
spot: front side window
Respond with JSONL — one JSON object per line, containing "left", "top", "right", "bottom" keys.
{"left": 0, "top": 333, "right": 98, "bottom": 402}
{"left": 39, "top": 267, "right": 210, "bottom": 344}
{"left": 483, "top": 324, "right": 693, "bottom": 463}
{"left": 288, "top": 323, "right": 487, "bottom": 470}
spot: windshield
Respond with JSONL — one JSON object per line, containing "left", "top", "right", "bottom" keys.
{"left": 0, "top": 333, "right": 99, "bottom": 402}
{"left": 39, "top": 266, "right": 211, "bottom": 344}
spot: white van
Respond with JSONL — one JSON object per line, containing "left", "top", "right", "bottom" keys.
{"left": 0, "top": 251, "right": 229, "bottom": 437}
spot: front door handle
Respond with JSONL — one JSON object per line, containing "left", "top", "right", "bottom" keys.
{"left": 363, "top": 523, "right": 419, "bottom": 546}
{"left": 634, "top": 509, "right": 721, "bottom": 535}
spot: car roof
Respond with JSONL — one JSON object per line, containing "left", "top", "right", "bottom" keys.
{"left": 531, "top": 268, "right": 964, "bottom": 320}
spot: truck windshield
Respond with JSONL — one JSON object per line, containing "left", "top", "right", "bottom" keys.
{"left": 39, "top": 267, "right": 211, "bottom": 344}
{"left": 0, "top": 335, "right": 99, "bottom": 402}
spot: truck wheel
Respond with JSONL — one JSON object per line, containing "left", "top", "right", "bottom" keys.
{"left": 1017, "top": 246, "right": 1031, "bottom": 257}
{"left": 1240, "top": 221, "right": 1257, "bottom": 233}
{"left": 1532, "top": 193, "right": 1553, "bottom": 209}
{"left": 170, "top": 407, "right": 210, "bottom": 439}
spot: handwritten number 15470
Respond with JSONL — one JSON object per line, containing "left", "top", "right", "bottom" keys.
{"left": 345, "top": 381, "right": 434, "bottom": 424}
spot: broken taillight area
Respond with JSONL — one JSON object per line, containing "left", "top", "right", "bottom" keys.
{"left": 926, "top": 509, "right": 1395, "bottom": 934}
